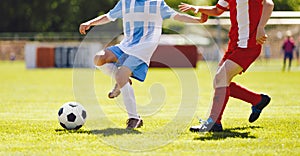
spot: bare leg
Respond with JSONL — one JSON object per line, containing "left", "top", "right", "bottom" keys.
{"left": 94, "top": 49, "right": 118, "bottom": 66}
{"left": 213, "top": 60, "right": 243, "bottom": 89}
{"left": 116, "top": 66, "right": 139, "bottom": 119}
{"left": 94, "top": 49, "right": 122, "bottom": 98}
{"left": 210, "top": 60, "right": 243, "bottom": 123}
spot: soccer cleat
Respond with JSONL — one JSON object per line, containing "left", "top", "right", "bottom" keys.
{"left": 249, "top": 94, "right": 271, "bottom": 123}
{"left": 126, "top": 118, "right": 143, "bottom": 129}
{"left": 108, "top": 79, "right": 132, "bottom": 99}
{"left": 189, "top": 118, "right": 223, "bottom": 132}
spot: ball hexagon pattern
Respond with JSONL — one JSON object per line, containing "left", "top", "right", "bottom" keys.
{"left": 58, "top": 102, "right": 87, "bottom": 130}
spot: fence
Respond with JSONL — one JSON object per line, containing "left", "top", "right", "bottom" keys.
{"left": 25, "top": 42, "right": 102, "bottom": 68}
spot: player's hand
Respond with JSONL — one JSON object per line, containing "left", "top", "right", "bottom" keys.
{"left": 256, "top": 27, "right": 268, "bottom": 45}
{"left": 178, "top": 3, "right": 197, "bottom": 14}
{"left": 79, "top": 22, "right": 91, "bottom": 35}
{"left": 200, "top": 13, "right": 208, "bottom": 23}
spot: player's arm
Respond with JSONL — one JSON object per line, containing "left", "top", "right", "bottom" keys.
{"left": 79, "top": 15, "right": 111, "bottom": 35}
{"left": 178, "top": 3, "right": 224, "bottom": 16}
{"left": 173, "top": 13, "right": 208, "bottom": 23}
{"left": 256, "top": 0, "right": 274, "bottom": 45}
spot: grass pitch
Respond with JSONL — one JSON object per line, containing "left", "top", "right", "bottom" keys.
{"left": 0, "top": 60, "right": 299, "bottom": 155}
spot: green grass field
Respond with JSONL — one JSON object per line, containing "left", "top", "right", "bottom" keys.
{"left": 0, "top": 60, "right": 299, "bottom": 155}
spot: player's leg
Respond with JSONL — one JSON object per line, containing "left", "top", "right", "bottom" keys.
{"left": 283, "top": 53, "right": 287, "bottom": 71}
{"left": 94, "top": 49, "right": 118, "bottom": 66}
{"left": 190, "top": 60, "right": 242, "bottom": 132}
{"left": 108, "top": 78, "right": 132, "bottom": 99}
{"left": 115, "top": 66, "right": 132, "bottom": 89}
{"left": 96, "top": 63, "right": 117, "bottom": 77}
{"left": 94, "top": 50, "right": 118, "bottom": 81}
{"left": 296, "top": 50, "right": 300, "bottom": 65}
{"left": 210, "top": 60, "right": 243, "bottom": 123}
{"left": 225, "top": 46, "right": 271, "bottom": 123}
{"left": 288, "top": 54, "right": 292, "bottom": 71}
{"left": 94, "top": 49, "right": 123, "bottom": 98}
{"left": 229, "top": 82, "right": 271, "bottom": 122}
{"left": 115, "top": 66, "right": 143, "bottom": 129}
{"left": 94, "top": 49, "right": 118, "bottom": 77}
{"left": 115, "top": 53, "right": 148, "bottom": 129}
{"left": 229, "top": 82, "right": 263, "bottom": 105}
{"left": 227, "top": 47, "right": 271, "bottom": 122}
{"left": 191, "top": 46, "right": 270, "bottom": 132}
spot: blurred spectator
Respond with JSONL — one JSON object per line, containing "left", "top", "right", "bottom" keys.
{"left": 264, "top": 41, "right": 271, "bottom": 63}
{"left": 10, "top": 52, "right": 16, "bottom": 61}
{"left": 282, "top": 31, "right": 295, "bottom": 71}
{"left": 296, "top": 36, "right": 300, "bottom": 66}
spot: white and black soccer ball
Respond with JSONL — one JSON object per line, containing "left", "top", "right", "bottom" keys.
{"left": 58, "top": 102, "right": 87, "bottom": 130}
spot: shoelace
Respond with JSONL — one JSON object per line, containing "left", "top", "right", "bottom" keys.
{"left": 197, "top": 117, "right": 215, "bottom": 129}
{"left": 200, "top": 119, "right": 209, "bottom": 130}
{"left": 196, "top": 118, "right": 209, "bottom": 129}
{"left": 197, "top": 117, "right": 209, "bottom": 125}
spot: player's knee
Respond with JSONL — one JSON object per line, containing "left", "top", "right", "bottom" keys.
{"left": 213, "top": 76, "right": 222, "bottom": 89}
{"left": 213, "top": 71, "right": 228, "bottom": 88}
{"left": 94, "top": 50, "right": 109, "bottom": 66}
{"left": 94, "top": 55, "right": 108, "bottom": 66}
{"left": 94, "top": 55, "right": 103, "bottom": 66}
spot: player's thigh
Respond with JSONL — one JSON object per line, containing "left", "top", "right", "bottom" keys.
{"left": 214, "top": 60, "right": 243, "bottom": 88}
{"left": 94, "top": 49, "right": 118, "bottom": 66}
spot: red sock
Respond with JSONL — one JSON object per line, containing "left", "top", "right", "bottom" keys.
{"left": 229, "top": 82, "right": 262, "bottom": 106}
{"left": 209, "top": 87, "right": 230, "bottom": 124}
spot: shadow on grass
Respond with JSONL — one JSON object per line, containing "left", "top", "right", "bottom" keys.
{"left": 55, "top": 128, "right": 141, "bottom": 136}
{"left": 55, "top": 129, "right": 92, "bottom": 134}
{"left": 91, "top": 128, "right": 141, "bottom": 136}
{"left": 194, "top": 126, "right": 262, "bottom": 141}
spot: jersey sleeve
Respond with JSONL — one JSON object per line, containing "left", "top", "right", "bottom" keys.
{"left": 160, "top": 1, "right": 177, "bottom": 20}
{"left": 106, "top": 0, "right": 123, "bottom": 21}
{"left": 216, "top": 0, "right": 229, "bottom": 11}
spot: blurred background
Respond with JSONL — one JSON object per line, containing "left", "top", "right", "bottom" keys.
{"left": 0, "top": 0, "right": 300, "bottom": 68}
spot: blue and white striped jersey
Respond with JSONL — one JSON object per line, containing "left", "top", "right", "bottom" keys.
{"left": 106, "top": 0, "right": 177, "bottom": 65}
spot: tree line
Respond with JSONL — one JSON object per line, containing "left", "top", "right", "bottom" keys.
{"left": 0, "top": 0, "right": 299, "bottom": 32}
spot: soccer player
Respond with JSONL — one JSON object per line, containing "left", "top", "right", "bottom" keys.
{"left": 79, "top": 0, "right": 207, "bottom": 129}
{"left": 179, "top": 0, "right": 274, "bottom": 132}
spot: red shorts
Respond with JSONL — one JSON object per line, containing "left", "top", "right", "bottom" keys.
{"left": 220, "top": 45, "right": 262, "bottom": 72}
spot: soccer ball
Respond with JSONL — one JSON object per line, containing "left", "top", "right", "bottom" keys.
{"left": 58, "top": 102, "right": 87, "bottom": 130}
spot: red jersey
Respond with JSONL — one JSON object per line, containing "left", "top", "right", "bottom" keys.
{"left": 216, "top": 0, "right": 263, "bottom": 51}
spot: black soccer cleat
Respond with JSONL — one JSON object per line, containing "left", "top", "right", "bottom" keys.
{"left": 249, "top": 94, "right": 271, "bottom": 123}
{"left": 190, "top": 118, "right": 223, "bottom": 132}
{"left": 126, "top": 118, "right": 143, "bottom": 129}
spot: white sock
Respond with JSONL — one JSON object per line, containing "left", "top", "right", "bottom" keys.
{"left": 95, "top": 63, "right": 117, "bottom": 78}
{"left": 120, "top": 82, "right": 139, "bottom": 119}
